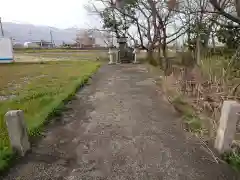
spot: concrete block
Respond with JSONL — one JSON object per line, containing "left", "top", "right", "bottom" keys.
{"left": 5, "top": 110, "right": 30, "bottom": 156}
{"left": 215, "top": 101, "right": 240, "bottom": 153}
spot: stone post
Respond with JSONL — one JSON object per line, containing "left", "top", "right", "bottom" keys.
{"left": 108, "top": 48, "right": 115, "bottom": 65}
{"left": 133, "top": 47, "right": 139, "bottom": 64}
{"left": 115, "top": 49, "right": 120, "bottom": 64}
{"left": 5, "top": 110, "right": 30, "bottom": 156}
{"left": 214, "top": 101, "right": 240, "bottom": 153}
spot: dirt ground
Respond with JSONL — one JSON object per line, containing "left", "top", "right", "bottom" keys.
{"left": 2, "top": 64, "right": 239, "bottom": 180}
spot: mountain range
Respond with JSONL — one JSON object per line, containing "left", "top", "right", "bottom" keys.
{"left": 1, "top": 22, "right": 108, "bottom": 46}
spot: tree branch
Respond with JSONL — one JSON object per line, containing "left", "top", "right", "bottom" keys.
{"left": 210, "top": 0, "right": 240, "bottom": 24}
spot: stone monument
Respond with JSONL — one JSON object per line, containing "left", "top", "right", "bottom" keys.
{"left": 117, "top": 36, "right": 131, "bottom": 63}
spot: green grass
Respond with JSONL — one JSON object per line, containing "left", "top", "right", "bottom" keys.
{"left": 0, "top": 61, "right": 100, "bottom": 172}
{"left": 201, "top": 55, "right": 228, "bottom": 80}
{"left": 183, "top": 115, "right": 202, "bottom": 133}
{"left": 24, "top": 52, "right": 107, "bottom": 60}
{"left": 14, "top": 51, "right": 108, "bottom": 63}
{"left": 14, "top": 48, "right": 107, "bottom": 53}
{"left": 171, "top": 95, "right": 202, "bottom": 133}
{"left": 223, "top": 152, "right": 240, "bottom": 171}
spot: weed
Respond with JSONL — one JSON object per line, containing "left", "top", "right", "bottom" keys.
{"left": 223, "top": 152, "right": 240, "bottom": 171}
{"left": 170, "top": 95, "right": 202, "bottom": 133}
{"left": 183, "top": 115, "right": 202, "bottom": 133}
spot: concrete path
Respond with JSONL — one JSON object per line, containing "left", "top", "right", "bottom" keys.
{"left": 3, "top": 65, "right": 239, "bottom": 180}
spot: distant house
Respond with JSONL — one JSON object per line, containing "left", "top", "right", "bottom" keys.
{"left": 34, "top": 40, "right": 55, "bottom": 48}
{"left": 24, "top": 42, "right": 40, "bottom": 48}
{"left": 76, "top": 31, "right": 96, "bottom": 48}
{"left": 24, "top": 40, "right": 55, "bottom": 48}
{"left": 13, "top": 42, "right": 24, "bottom": 48}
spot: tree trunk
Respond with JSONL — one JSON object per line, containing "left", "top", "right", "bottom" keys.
{"left": 163, "top": 44, "right": 171, "bottom": 75}
{"left": 162, "top": 43, "right": 167, "bottom": 61}
{"left": 196, "top": 35, "right": 201, "bottom": 66}
{"left": 147, "top": 49, "right": 157, "bottom": 66}
{"left": 203, "top": 33, "right": 210, "bottom": 49}
{"left": 158, "top": 44, "right": 163, "bottom": 68}
{"left": 212, "top": 33, "right": 216, "bottom": 53}
{"left": 187, "top": 29, "right": 191, "bottom": 50}
{"left": 162, "top": 29, "right": 170, "bottom": 73}
{"left": 235, "top": 0, "right": 240, "bottom": 17}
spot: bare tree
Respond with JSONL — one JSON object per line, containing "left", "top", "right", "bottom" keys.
{"left": 210, "top": 0, "right": 240, "bottom": 24}
{"left": 87, "top": 0, "right": 192, "bottom": 68}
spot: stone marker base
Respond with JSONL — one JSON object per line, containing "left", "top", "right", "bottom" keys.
{"left": 215, "top": 101, "right": 240, "bottom": 154}
{"left": 5, "top": 110, "right": 30, "bottom": 156}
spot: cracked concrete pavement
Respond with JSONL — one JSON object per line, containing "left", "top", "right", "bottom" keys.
{"left": 2, "top": 64, "right": 239, "bottom": 180}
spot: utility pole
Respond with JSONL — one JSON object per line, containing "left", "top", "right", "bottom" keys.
{"left": 0, "top": 17, "right": 4, "bottom": 37}
{"left": 28, "top": 29, "right": 32, "bottom": 42}
{"left": 50, "top": 30, "right": 53, "bottom": 48}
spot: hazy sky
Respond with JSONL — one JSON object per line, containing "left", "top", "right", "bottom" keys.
{"left": 1, "top": 0, "right": 99, "bottom": 29}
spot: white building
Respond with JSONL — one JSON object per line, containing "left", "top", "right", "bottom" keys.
{"left": 23, "top": 42, "right": 40, "bottom": 48}
{"left": 0, "top": 37, "right": 14, "bottom": 63}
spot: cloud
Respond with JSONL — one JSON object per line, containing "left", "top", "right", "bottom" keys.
{"left": 0, "top": 0, "right": 91, "bottom": 29}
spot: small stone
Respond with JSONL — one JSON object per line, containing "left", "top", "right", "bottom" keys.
{"left": 90, "top": 170, "right": 105, "bottom": 177}
{"left": 66, "top": 176, "right": 78, "bottom": 180}
{"left": 72, "top": 138, "right": 79, "bottom": 143}
{"left": 60, "top": 140, "right": 65, "bottom": 144}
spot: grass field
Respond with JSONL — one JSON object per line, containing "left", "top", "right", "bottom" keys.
{"left": 0, "top": 60, "right": 100, "bottom": 171}
{"left": 13, "top": 48, "right": 108, "bottom": 53}
{"left": 14, "top": 50, "right": 108, "bottom": 62}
